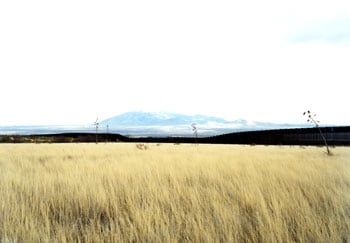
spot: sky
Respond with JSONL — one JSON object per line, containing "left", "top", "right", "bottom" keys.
{"left": 1, "top": 0, "right": 350, "bottom": 126}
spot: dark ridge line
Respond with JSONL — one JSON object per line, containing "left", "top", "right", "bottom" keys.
{"left": 1, "top": 126, "right": 350, "bottom": 145}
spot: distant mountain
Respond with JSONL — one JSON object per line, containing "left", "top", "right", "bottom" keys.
{"left": 100, "top": 111, "right": 232, "bottom": 126}
{"left": 99, "top": 111, "right": 303, "bottom": 136}
{"left": 0, "top": 112, "right": 305, "bottom": 136}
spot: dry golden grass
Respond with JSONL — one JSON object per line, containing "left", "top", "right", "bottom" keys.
{"left": 0, "top": 143, "right": 349, "bottom": 242}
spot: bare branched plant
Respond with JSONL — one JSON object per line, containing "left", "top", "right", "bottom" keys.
{"left": 106, "top": 124, "right": 110, "bottom": 143}
{"left": 94, "top": 117, "right": 99, "bottom": 144}
{"left": 191, "top": 123, "right": 198, "bottom": 144}
{"left": 303, "top": 110, "right": 331, "bottom": 155}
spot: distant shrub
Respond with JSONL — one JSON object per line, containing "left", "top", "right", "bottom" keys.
{"left": 136, "top": 143, "right": 149, "bottom": 150}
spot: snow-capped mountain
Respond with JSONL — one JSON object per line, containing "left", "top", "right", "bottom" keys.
{"left": 0, "top": 112, "right": 304, "bottom": 136}
{"left": 100, "top": 111, "right": 231, "bottom": 126}
{"left": 99, "top": 112, "right": 301, "bottom": 136}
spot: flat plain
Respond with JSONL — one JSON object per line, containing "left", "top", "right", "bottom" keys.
{"left": 0, "top": 143, "right": 349, "bottom": 242}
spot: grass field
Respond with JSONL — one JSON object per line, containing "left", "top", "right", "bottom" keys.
{"left": 0, "top": 143, "right": 349, "bottom": 242}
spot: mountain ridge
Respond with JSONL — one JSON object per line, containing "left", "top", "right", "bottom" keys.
{"left": 98, "top": 111, "right": 303, "bottom": 136}
{"left": 0, "top": 111, "right": 306, "bottom": 136}
{"left": 100, "top": 111, "right": 235, "bottom": 126}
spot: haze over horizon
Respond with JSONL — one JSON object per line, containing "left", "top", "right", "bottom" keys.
{"left": 1, "top": 0, "right": 349, "bottom": 126}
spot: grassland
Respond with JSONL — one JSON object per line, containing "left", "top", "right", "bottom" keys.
{"left": 0, "top": 143, "right": 349, "bottom": 242}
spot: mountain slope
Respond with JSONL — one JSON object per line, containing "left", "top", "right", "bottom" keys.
{"left": 0, "top": 112, "right": 306, "bottom": 136}
{"left": 100, "top": 112, "right": 232, "bottom": 126}
{"left": 98, "top": 111, "right": 302, "bottom": 136}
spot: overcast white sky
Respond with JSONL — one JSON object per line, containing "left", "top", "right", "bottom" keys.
{"left": 1, "top": 0, "right": 349, "bottom": 125}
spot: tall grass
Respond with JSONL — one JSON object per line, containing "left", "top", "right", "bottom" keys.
{"left": 0, "top": 143, "right": 349, "bottom": 242}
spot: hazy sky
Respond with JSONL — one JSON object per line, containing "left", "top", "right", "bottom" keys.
{"left": 1, "top": 0, "right": 349, "bottom": 125}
